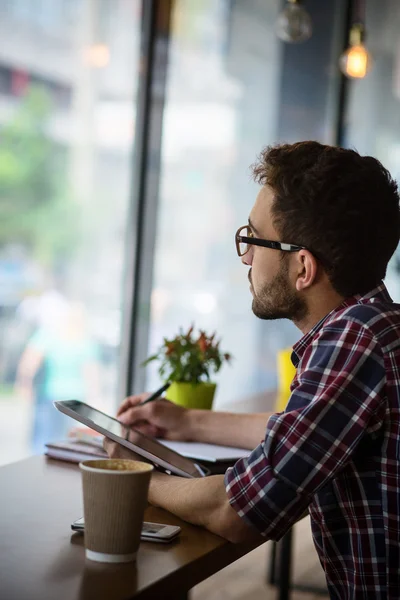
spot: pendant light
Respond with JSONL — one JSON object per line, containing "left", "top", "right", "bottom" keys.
{"left": 276, "top": 0, "right": 312, "bottom": 44}
{"left": 339, "top": 0, "right": 372, "bottom": 79}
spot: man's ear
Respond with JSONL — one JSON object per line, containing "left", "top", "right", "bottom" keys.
{"left": 294, "top": 250, "right": 318, "bottom": 291}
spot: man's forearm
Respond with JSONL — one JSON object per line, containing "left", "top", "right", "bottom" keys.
{"left": 186, "top": 410, "right": 273, "bottom": 449}
{"left": 148, "top": 471, "right": 262, "bottom": 544}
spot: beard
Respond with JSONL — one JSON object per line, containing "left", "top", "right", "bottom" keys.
{"left": 250, "top": 259, "right": 308, "bottom": 322}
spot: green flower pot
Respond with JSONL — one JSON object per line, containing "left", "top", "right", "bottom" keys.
{"left": 166, "top": 382, "right": 216, "bottom": 410}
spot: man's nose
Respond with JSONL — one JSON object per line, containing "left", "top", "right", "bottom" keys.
{"left": 241, "top": 249, "right": 252, "bottom": 266}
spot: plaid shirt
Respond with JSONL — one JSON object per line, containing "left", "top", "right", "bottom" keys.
{"left": 225, "top": 283, "right": 400, "bottom": 600}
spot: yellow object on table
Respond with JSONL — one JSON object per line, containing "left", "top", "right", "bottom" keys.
{"left": 276, "top": 348, "right": 297, "bottom": 412}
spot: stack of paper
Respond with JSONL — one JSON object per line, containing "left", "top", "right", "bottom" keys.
{"left": 45, "top": 439, "right": 107, "bottom": 463}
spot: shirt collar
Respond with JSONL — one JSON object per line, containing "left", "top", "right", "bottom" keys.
{"left": 291, "top": 282, "right": 393, "bottom": 367}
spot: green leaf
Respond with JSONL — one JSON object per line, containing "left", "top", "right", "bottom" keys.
{"left": 141, "top": 354, "right": 158, "bottom": 366}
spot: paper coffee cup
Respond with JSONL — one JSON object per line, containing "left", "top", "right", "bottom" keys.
{"left": 80, "top": 459, "right": 153, "bottom": 563}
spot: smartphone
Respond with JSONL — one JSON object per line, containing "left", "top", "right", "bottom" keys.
{"left": 71, "top": 517, "right": 181, "bottom": 543}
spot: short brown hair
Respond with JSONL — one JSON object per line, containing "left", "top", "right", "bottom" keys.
{"left": 252, "top": 141, "right": 400, "bottom": 297}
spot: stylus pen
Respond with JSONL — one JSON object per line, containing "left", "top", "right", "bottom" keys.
{"left": 141, "top": 382, "right": 171, "bottom": 405}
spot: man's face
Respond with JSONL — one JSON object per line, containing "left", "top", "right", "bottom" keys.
{"left": 242, "top": 186, "right": 308, "bottom": 322}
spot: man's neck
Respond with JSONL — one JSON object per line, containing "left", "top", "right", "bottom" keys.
{"left": 294, "top": 287, "right": 345, "bottom": 335}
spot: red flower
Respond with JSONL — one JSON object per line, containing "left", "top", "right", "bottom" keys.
{"left": 198, "top": 331, "right": 208, "bottom": 353}
{"left": 165, "top": 342, "right": 175, "bottom": 355}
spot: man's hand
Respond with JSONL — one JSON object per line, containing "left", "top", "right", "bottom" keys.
{"left": 116, "top": 392, "right": 273, "bottom": 450}
{"left": 116, "top": 394, "right": 191, "bottom": 441}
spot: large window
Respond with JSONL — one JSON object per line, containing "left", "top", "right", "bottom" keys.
{"left": 0, "top": 0, "right": 347, "bottom": 465}
{"left": 0, "top": 0, "right": 141, "bottom": 465}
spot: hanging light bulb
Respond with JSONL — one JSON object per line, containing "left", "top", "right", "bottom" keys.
{"left": 276, "top": 0, "right": 312, "bottom": 44}
{"left": 339, "top": 23, "right": 372, "bottom": 79}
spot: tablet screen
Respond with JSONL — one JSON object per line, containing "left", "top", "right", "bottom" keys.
{"left": 54, "top": 400, "right": 206, "bottom": 478}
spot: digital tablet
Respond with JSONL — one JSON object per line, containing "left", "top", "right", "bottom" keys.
{"left": 53, "top": 400, "right": 208, "bottom": 478}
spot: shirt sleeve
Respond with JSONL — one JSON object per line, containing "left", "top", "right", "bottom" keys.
{"left": 225, "top": 318, "right": 386, "bottom": 540}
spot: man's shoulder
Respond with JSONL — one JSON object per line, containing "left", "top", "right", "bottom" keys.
{"left": 323, "top": 299, "right": 400, "bottom": 338}
{"left": 334, "top": 301, "right": 389, "bottom": 322}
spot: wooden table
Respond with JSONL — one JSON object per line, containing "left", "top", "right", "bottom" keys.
{"left": 0, "top": 456, "right": 262, "bottom": 600}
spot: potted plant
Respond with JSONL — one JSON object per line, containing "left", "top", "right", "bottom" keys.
{"left": 142, "top": 325, "right": 232, "bottom": 410}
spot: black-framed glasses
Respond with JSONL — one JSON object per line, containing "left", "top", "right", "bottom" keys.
{"left": 235, "top": 225, "right": 306, "bottom": 257}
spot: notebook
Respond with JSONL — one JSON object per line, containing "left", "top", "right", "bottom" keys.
{"left": 158, "top": 440, "right": 249, "bottom": 463}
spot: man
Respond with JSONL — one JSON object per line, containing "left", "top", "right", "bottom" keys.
{"left": 105, "top": 141, "right": 400, "bottom": 600}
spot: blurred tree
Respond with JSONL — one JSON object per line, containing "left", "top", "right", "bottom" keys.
{"left": 0, "top": 86, "right": 80, "bottom": 268}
